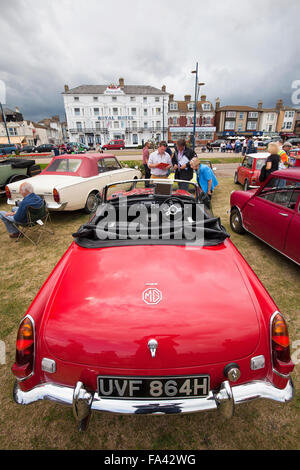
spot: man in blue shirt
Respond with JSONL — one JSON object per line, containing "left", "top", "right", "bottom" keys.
{"left": 191, "top": 158, "right": 218, "bottom": 197}
{"left": 0, "top": 182, "right": 43, "bottom": 239}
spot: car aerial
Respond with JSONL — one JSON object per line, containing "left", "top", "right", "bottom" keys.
{"left": 12, "top": 178, "right": 294, "bottom": 431}
{"left": 102, "top": 139, "right": 125, "bottom": 150}
{"left": 230, "top": 168, "right": 300, "bottom": 265}
{"left": 234, "top": 153, "right": 269, "bottom": 191}
{"left": 0, "top": 158, "right": 41, "bottom": 196}
{"left": 6, "top": 153, "right": 141, "bottom": 213}
{"left": 35, "top": 144, "right": 56, "bottom": 153}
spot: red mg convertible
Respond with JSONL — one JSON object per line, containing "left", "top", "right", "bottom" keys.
{"left": 12, "top": 179, "right": 294, "bottom": 430}
{"left": 230, "top": 169, "right": 300, "bottom": 265}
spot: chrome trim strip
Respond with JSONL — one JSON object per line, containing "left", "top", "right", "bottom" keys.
{"left": 13, "top": 378, "right": 294, "bottom": 415}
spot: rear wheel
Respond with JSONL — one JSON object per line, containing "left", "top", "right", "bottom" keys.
{"left": 7, "top": 174, "right": 29, "bottom": 184}
{"left": 234, "top": 172, "right": 239, "bottom": 184}
{"left": 243, "top": 179, "right": 249, "bottom": 191}
{"left": 84, "top": 191, "right": 100, "bottom": 214}
{"left": 230, "top": 208, "right": 245, "bottom": 234}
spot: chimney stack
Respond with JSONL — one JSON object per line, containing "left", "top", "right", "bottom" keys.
{"left": 119, "top": 77, "right": 125, "bottom": 88}
{"left": 169, "top": 94, "right": 174, "bottom": 101}
{"left": 161, "top": 85, "right": 166, "bottom": 93}
{"left": 258, "top": 100, "right": 263, "bottom": 110}
{"left": 64, "top": 84, "right": 69, "bottom": 93}
{"left": 276, "top": 99, "right": 283, "bottom": 110}
{"left": 184, "top": 95, "right": 191, "bottom": 102}
{"left": 200, "top": 95, "right": 207, "bottom": 101}
{"left": 215, "top": 97, "right": 220, "bottom": 111}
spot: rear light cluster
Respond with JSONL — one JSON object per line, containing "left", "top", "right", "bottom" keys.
{"left": 5, "top": 186, "right": 11, "bottom": 199}
{"left": 271, "top": 312, "right": 294, "bottom": 376}
{"left": 11, "top": 316, "right": 35, "bottom": 380}
{"left": 53, "top": 188, "right": 60, "bottom": 203}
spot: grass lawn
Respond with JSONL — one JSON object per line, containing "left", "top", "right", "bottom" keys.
{"left": 0, "top": 176, "right": 299, "bottom": 450}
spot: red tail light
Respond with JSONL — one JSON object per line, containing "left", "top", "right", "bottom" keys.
{"left": 271, "top": 312, "right": 294, "bottom": 376}
{"left": 5, "top": 186, "right": 11, "bottom": 199}
{"left": 11, "top": 316, "right": 35, "bottom": 380}
{"left": 53, "top": 188, "right": 60, "bottom": 203}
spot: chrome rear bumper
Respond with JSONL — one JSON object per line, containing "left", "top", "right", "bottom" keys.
{"left": 14, "top": 378, "right": 294, "bottom": 423}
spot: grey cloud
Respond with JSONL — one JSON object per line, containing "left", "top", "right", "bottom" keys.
{"left": 0, "top": 0, "right": 299, "bottom": 120}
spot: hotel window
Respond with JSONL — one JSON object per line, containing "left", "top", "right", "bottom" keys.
{"left": 248, "top": 112, "right": 258, "bottom": 118}
{"left": 156, "top": 121, "right": 161, "bottom": 128}
{"left": 113, "top": 121, "right": 119, "bottom": 129}
{"left": 74, "top": 108, "right": 81, "bottom": 116}
{"left": 131, "top": 108, "right": 137, "bottom": 116}
{"left": 76, "top": 122, "right": 83, "bottom": 131}
{"left": 144, "top": 122, "right": 148, "bottom": 129}
{"left": 112, "top": 96, "right": 117, "bottom": 101}
{"left": 113, "top": 107, "right": 118, "bottom": 116}
{"left": 94, "top": 108, "right": 100, "bottom": 116}
{"left": 226, "top": 111, "right": 236, "bottom": 118}
{"left": 8, "top": 127, "right": 17, "bottom": 136}
{"left": 143, "top": 97, "right": 147, "bottom": 103}
{"left": 144, "top": 109, "right": 148, "bottom": 116}
{"left": 225, "top": 121, "right": 235, "bottom": 130}
{"left": 130, "top": 97, "right": 136, "bottom": 102}
{"left": 132, "top": 121, "right": 137, "bottom": 129}
{"left": 95, "top": 121, "right": 101, "bottom": 130}
{"left": 239, "top": 112, "right": 244, "bottom": 119}
{"left": 155, "top": 97, "right": 160, "bottom": 102}
{"left": 247, "top": 121, "right": 257, "bottom": 130}
{"left": 74, "top": 97, "right": 79, "bottom": 101}
{"left": 203, "top": 103, "right": 210, "bottom": 111}
{"left": 156, "top": 108, "right": 161, "bottom": 115}
{"left": 170, "top": 102, "right": 178, "bottom": 110}
{"left": 188, "top": 103, "right": 195, "bottom": 111}
{"left": 93, "top": 97, "right": 98, "bottom": 101}
{"left": 132, "top": 134, "right": 138, "bottom": 144}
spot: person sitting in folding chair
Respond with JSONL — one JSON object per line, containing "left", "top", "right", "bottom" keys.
{"left": 0, "top": 182, "right": 43, "bottom": 240}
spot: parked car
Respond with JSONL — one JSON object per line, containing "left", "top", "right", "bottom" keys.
{"left": 234, "top": 153, "right": 269, "bottom": 190}
{"left": 0, "top": 158, "right": 41, "bottom": 196}
{"left": 20, "top": 145, "right": 36, "bottom": 153}
{"left": 285, "top": 138, "right": 300, "bottom": 147}
{"left": 0, "top": 144, "right": 18, "bottom": 155}
{"left": 210, "top": 139, "right": 225, "bottom": 148}
{"left": 230, "top": 168, "right": 300, "bottom": 264}
{"left": 6, "top": 153, "right": 141, "bottom": 213}
{"left": 35, "top": 144, "right": 56, "bottom": 153}
{"left": 102, "top": 139, "right": 125, "bottom": 150}
{"left": 12, "top": 178, "right": 294, "bottom": 430}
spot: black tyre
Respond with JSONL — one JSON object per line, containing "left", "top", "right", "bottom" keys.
{"left": 234, "top": 172, "right": 239, "bottom": 184}
{"left": 243, "top": 179, "right": 249, "bottom": 191}
{"left": 7, "top": 174, "right": 29, "bottom": 184}
{"left": 230, "top": 207, "right": 245, "bottom": 234}
{"left": 84, "top": 191, "right": 100, "bottom": 214}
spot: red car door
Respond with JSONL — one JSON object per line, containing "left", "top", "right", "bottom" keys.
{"left": 238, "top": 156, "right": 251, "bottom": 184}
{"left": 242, "top": 176, "right": 295, "bottom": 252}
{"left": 283, "top": 191, "right": 300, "bottom": 264}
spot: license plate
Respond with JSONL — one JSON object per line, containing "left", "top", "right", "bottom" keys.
{"left": 97, "top": 375, "right": 209, "bottom": 400}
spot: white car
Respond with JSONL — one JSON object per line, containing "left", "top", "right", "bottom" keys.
{"left": 6, "top": 154, "right": 141, "bottom": 213}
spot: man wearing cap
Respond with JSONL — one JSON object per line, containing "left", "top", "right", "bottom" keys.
{"left": 278, "top": 142, "right": 291, "bottom": 168}
{"left": 148, "top": 141, "right": 172, "bottom": 179}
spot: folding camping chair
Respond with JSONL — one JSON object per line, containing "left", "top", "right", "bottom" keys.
{"left": 13, "top": 201, "right": 54, "bottom": 246}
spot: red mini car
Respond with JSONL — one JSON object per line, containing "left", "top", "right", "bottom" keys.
{"left": 234, "top": 153, "right": 269, "bottom": 191}
{"left": 102, "top": 139, "right": 125, "bottom": 150}
{"left": 12, "top": 179, "right": 294, "bottom": 430}
{"left": 230, "top": 169, "right": 300, "bottom": 265}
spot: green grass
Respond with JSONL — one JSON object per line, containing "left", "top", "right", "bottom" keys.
{"left": 0, "top": 176, "right": 299, "bottom": 450}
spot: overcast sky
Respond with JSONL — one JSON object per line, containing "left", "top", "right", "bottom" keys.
{"left": 0, "top": 0, "right": 299, "bottom": 121}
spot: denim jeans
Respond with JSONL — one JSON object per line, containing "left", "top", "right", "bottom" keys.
{"left": 0, "top": 207, "right": 19, "bottom": 234}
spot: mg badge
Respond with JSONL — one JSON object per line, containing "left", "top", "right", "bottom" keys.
{"left": 148, "top": 339, "right": 158, "bottom": 358}
{"left": 143, "top": 287, "right": 162, "bottom": 305}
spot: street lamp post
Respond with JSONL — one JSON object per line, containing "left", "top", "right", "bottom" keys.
{"left": 191, "top": 63, "right": 205, "bottom": 152}
{"left": 162, "top": 97, "right": 165, "bottom": 140}
{"left": 0, "top": 102, "right": 11, "bottom": 145}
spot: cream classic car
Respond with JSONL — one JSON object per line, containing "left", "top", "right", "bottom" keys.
{"left": 6, "top": 154, "right": 141, "bottom": 213}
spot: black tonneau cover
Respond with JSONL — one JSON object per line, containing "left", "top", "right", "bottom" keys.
{"left": 0, "top": 158, "right": 35, "bottom": 169}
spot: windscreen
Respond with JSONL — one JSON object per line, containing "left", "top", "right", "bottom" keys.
{"left": 45, "top": 158, "right": 82, "bottom": 173}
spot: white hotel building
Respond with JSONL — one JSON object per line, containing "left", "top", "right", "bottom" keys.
{"left": 62, "top": 78, "right": 169, "bottom": 147}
